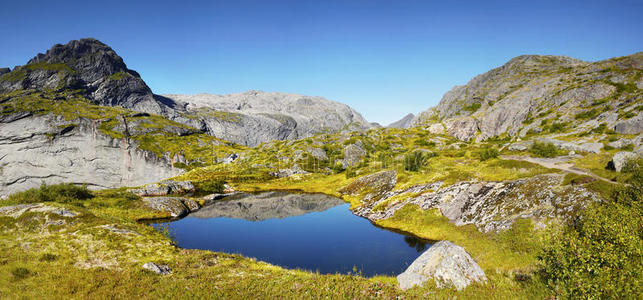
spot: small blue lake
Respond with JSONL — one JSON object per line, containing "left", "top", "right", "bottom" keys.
{"left": 152, "top": 191, "right": 431, "bottom": 277}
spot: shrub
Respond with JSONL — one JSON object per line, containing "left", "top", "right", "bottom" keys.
{"left": 403, "top": 151, "right": 433, "bottom": 172}
{"left": 529, "top": 141, "right": 559, "bottom": 158}
{"left": 478, "top": 147, "right": 499, "bottom": 161}
{"left": 195, "top": 180, "right": 225, "bottom": 194}
{"left": 11, "top": 267, "right": 30, "bottom": 279}
{"left": 7, "top": 183, "right": 92, "bottom": 204}
{"left": 539, "top": 179, "right": 642, "bottom": 298}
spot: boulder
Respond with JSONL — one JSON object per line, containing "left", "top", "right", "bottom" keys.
{"left": 397, "top": 241, "right": 487, "bottom": 291}
{"left": 427, "top": 123, "right": 445, "bottom": 135}
{"left": 307, "top": 147, "right": 328, "bottom": 161}
{"left": 342, "top": 144, "right": 366, "bottom": 167}
{"left": 142, "top": 197, "right": 200, "bottom": 218}
{"left": 270, "top": 164, "right": 309, "bottom": 178}
{"left": 130, "top": 180, "right": 195, "bottom": 197}
{"left": 142, "top": 262, "right": 171, "bottom": 275}
{"left": 340, "top": 170, "right": 396, "bottom": 203}
{"left": 611, "top": 151, "right": 640, "bottom": 172}
{"left": 614, "top": 113, "right": 643, "bottom": 134}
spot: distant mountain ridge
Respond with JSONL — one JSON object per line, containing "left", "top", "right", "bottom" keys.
{"left": 387, "top": 113, "right": 415, "bottom": 128}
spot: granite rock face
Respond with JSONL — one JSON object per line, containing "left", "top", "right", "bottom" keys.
{"left": 412, "top": 53, "right": 643, "bottom": 141}
{"left": 0, "top": 113, "right": 182, "bottom": 198}
{"left": 397, "top": 241, "right": 487, "bottom": 290}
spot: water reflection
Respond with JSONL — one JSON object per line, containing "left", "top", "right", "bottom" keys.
{"left": 192, "top": 191, "right": 345, "bottom": 221}
{"left": 154, "top": 192, "right": 432, "bottom": 276}
{"left": 404, "top": 235, "right": 428, "bottom": 252}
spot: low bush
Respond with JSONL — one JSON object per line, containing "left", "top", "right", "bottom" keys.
{"left": 478, "top": 147, "right": 499, "bottom": 161}
{"left": 7, "top": 183, "right": 92, "bottom": 204}
{"left": 529, "top": 141, "right": 559, "bottom": 158}
{"left": 540, "top": 164, "right": 642, "bottom": 298}
{"left": 403, "top": 151, "right": 434, "bottom": 172}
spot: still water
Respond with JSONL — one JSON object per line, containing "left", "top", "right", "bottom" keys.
{"left": 152, "top": 191, "right": 431, "bottom": 277}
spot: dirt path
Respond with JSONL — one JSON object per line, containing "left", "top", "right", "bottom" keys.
{"left": 501, "top": 155, "right": 614, "bottom": 184}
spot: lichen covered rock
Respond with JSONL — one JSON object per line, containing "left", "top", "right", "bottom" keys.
{"left": 397, "top": 240, "right": 487, "bottom": 290}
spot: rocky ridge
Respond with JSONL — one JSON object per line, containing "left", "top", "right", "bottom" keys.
{"left": 412, "top": 53, "right": 643, "bottom": 142}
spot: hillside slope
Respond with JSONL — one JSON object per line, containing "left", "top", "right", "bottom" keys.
{"left": 412, "top": 53, "right": 643, "bottom": 142}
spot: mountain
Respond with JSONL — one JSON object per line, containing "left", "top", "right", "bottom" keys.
{"left": 0, "top": 38, "right": 168, "bottom": 115}
{"left": 387, "top": 113, "right": 415, "bottom": 128}
{"left": 411, "top": 53, "right": 643, "bottom": 141}
{"left": 0, "top": 38, "right": 373, "bottom": 196}
{"left": 165, "top": 91, "right": 372, "bottom": 146}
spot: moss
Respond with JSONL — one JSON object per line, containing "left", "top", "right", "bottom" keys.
{"left": 463, "top": 102, "right": 482, "bottom": 113}
{"left": 108, "top": 71, "right": 128, "bottom": 81}
{"left": 0, "top": 68, "right": 27, "bottom": 82}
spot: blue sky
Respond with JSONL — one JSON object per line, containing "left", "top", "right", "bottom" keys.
{"left": 1, "top": 1, "right": 641, "bottom": 125}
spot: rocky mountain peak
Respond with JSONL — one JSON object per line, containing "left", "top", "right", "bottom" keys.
{"left": 0, "top": 38, "right": 165, "bottom": 114}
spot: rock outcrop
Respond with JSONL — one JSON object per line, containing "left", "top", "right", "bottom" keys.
{"left": 397, "top": 241, "right": 487, "bottom": 290}
{"left": 130, "top": 180, "right": 195, "bottom": 197}
{"left": 610, "top": 151, "right": 640, "bottom": 172}
{"left": 355, "top": 174, "right": 599, "bottom": 233}
{"left": 339, "top": 170, "right": 397, "bottom": 203}
{"left": 143, "top": 197, "right": 201, "bottom": 218}
{"left": 412, "top": 53, "right": 643, "bottom": 141}
{"left": 0, "top": 113, "right": 181, "bottom": 198}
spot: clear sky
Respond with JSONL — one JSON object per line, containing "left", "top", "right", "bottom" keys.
{"left": 1, "top": 0, "right": 642, "bottom": 125}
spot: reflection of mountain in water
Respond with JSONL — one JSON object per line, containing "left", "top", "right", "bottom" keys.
{"left": 190, "top": 192, "right": 346, "bottom": 221}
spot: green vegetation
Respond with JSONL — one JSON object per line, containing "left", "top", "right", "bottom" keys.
{"left": 403, "top": 151, "right": 434, "bottom": 172}
{"left": 574, "top": 108, "right": 600, "bottom": 120}
{"left": 6, "top": 183, "right": 93, "bottom": 205}
{"left": 540, "top": 177, "right": 642, "bottom": 298}
{"left": 463, "top": 102, "right": 482, "bottom": 113}
{"left": 478, "top": 147, "right": 499, "bottom": 161}
{"left": 529, "top": 141, "right": 559, "bottom": 158}
{"left": 109, "top": 71, "right": 128, "bottom": 80}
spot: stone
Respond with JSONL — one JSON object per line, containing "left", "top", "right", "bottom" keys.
{"left": 611, "top": 151, "right": 640, "bottom": 172}
{"left": 142, "top": 262, "right": 171, "bottom": 275}
{"left": 614, "top": 113, "right": 643, "bottom": 134}
{"left": 219, "top": 153, "right": 239, "bottom": 164}
{"left": 342, "top": 144, "right": 366, "bottom": 167}
{"left": 130, "top": 180, "right": 195, "bottom": 197}
{"left": 427, "top": 123, "right": 445, "bottom": 135}
{"left": 397, "top": 241, "right": 487, "bottom": 291}
{"left": 142, "top": 197, "right": 200, "bottom": 218}
{"left": 306, "top": 147, "right": 328, "bottom": 161}
{"left": 339, "top": 170, "right": 396, "bottom": 203}
{"left": 270, "top": 164, "right": 309, "bottom": 178}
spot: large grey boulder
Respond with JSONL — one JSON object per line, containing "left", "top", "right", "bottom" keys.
{"left": 129, "top": 180, "right": 195, "bottom": 197}
{"left": 142, "top": 262, "right": 171, "bottom": 275}
{"left": 611, "top": 151, "right": 640, "bottom": 172}
{"left": 142, "top": 197, "right": 200, "bottom": 218}
{"left": 397, "top": 241, "right": 487, "bottom": 290}
{"left": 342, "top": 144, "right": 366, "bottom": 167}
{"left": 614, "top": 113, "right": 643, "bottom": 134}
